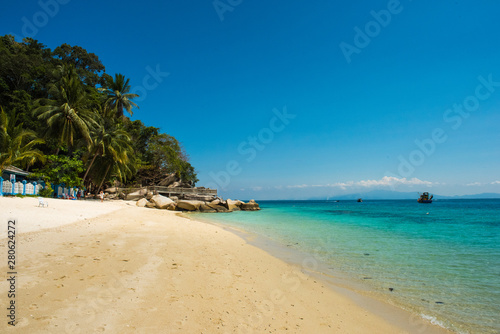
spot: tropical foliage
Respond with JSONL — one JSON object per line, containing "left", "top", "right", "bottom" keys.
{"left": 0, "top": 35, "right": 197, "bottom": 193}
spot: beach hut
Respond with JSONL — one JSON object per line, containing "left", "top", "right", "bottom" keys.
{"left": 0, "top": 165, "right": 40, "bottom": 196}
{"left": 1, "top": 165, "right": 30, "bottom": 182}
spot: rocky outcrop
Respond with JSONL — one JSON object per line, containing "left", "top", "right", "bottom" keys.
{"left": 103, "top": 184, "right": 260, "bottom": 213}
{"left": 151, "top": 194, "right": 174, "bottom": 209}
{"left": 240, "top": 199, "right": 260, "bottom": 211}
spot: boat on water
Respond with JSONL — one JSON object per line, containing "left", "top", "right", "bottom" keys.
{"left": 418, "top": 192, "right": 433, "bottom": 203}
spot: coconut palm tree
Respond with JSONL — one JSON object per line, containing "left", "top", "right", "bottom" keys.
{"left": 100, "top": 73, "right": 139, "bottom": 119}
{"left": 82, "top": 113, "right": 134, "bottom": 187}
{"left": 34, "top": 65, "right": 96, "bottom": 150}
{"left": 0, "top": 107, "right": 45, "bottom": 171}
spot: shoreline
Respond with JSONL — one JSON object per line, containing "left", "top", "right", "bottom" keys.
{"left": 188, "top": 212, "right": 453, "bottom": 334}
{"left": 1, "top": 197, "right": 450, "bottom": 333}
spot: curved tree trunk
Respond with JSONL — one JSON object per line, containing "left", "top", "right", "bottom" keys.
{"left": 82, "top": 151, "right": 99, "bottom": 185}
{"left": 96, "top": 163, "right": 111, "bottom": 194}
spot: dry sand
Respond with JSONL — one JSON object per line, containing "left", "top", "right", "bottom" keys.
{"left": 0, "top": 197, "right": 451, "bottom": 333}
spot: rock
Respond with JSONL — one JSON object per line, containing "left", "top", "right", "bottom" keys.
{"left": 210, "top": 199, "right": 221, "bottom": 205}
{"left": 146, "top": 201, "right": 156, "bottom": 208}
{"left": 207, "top": 203, "right": 231, "bottom": 213}
{"left": 200, "top": 204, "right": 217, "bottom": 213}
{"left": 107, "top": 194, "right": 117, "bottom": 200}
{"left": 126, "top": 188, "right": 148, "bottom": 201}
{"left": 241, "top": 200, "right": 260, "bottom": 211}
{"left": 167, "top": 203, "right": 177, "bottom": 211}
{"left": 168, "top": 181, "right": 182, "bottom": 188}
{"left": 118, "top": 192, "right": 126, "bottom": 200}
{"left": 145, "top": 191, "right": 153, "bottom": 200}
{"left": 105, "top": 187, "right": 117, "bottom": 194}
{"left": 136, "top": 198, "right": 149, "bottom": 207}
{"left": 169, "top": 196, "right": 178, "bottom": 202}
{"left": 226, "top": 199, "right": 241, "bottom": 211}
{"left": 158, "top": 173, "right": 177, "bottom": 187}
{"left": 180, "top": 181, "right": 192, "bottom": 188}
{"left": 177, "top": 200, "right": 204, "bottom": 211}
{"left": 151, "top": 194, "right": 174, "bottom": 209}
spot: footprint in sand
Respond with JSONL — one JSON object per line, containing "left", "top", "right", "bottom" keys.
{"left": 29, "top": 304, "right": 38, "bottom": 310}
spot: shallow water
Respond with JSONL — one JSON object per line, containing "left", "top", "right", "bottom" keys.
{"left": 198, "top": 199, "right": 500, "bottom": 334}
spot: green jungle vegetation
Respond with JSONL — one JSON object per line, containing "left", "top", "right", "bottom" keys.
{"left": 0, "top": 35, "right": 197, "bottom": 193}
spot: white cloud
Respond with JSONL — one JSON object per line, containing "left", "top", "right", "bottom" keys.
{"left": 355, "top": 176, "right": 433, "bottom": 187}
{"left": 491, "top": 181, "right": 500, "bottom": 185}
{"left": 251, "top": 186, "right": 263, "bottom": 191}
{"left": 283, "top": 176, "right": 434, "bottom": 190}
{"left": 286, "top": 184, "right": 309, "bottom": 189}
{"left": 466, "top": 182, "right": 482, "bottom": 186}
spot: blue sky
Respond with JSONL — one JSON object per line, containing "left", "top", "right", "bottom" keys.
{"left": 2, "top": 0, "right": 499, "bottom": 199}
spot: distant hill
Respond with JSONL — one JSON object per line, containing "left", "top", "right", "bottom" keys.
{"left": 313, "top": 190, "right": 500, "bottom": 201}
{"left": 439, "top": 193, "right": 500, "bottom": 199}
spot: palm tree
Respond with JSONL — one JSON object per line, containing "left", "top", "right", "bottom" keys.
{"left": 0, "top": 107, "right": 45, "bottom": 171}
{"left": 82, "top": 113, "right": 134, "bottom": 188}
{"left": 100, "top": 73, "right": 139, "bottom": 119}
{"left": 34, "top": 65, "right": 96, "bottom": 150}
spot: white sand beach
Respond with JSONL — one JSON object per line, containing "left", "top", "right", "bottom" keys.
{"left": 0, "top": 196, "right": 451, "bottom": 333}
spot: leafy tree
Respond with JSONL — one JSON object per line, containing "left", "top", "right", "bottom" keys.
{"left": 52, "top": 43, "right": 105, "bottom": 87}
{"left": 0, "top": 107, "right": 45, "bottom": 171}
{"left": 100, "top": 73, "right": 139, "bottom": 119}
{"left": 31, "top": 153, "right": 85, "bottom": 187}
{"left": 147, "top": 134, "right": 198, "bottom": 185}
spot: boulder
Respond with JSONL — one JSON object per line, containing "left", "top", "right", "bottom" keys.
{"left": 241, "top": 200, "right": 260, "bottom": 211}
{"left": 168, "top": 181, "right": 182, "bottom": 188}
{"left": 210, "top": 199, "right": 221, "bottom": 205}
{"left": 118, "top": 192, "right": 126, "bottom": 200}
{"left": 105, "top": 187, "right": 117, "bottom": 194}
{"left": 207, "top": 203, "right": 231, "bottom": 213}
{"left": 151, "top": 194, "right": 174, "bottom": 209}
{"left": 200, "top": 204, "right": 217, "bottom": 213}
{"left": 226, "top": 199, "right": 241, "bottom": 211}
{"left": 136, "top": 198, "right": 149, "bottom": 207}
{"left": 145, "top": 191, "right": 153, "bottom": 200}
{"left": 146, "top": 201, "right": 156, "bottom": 208}
{"left": 126, "top": 188, "right": 148, "bottom": 201}
{"left": 169, "top": 196, "right": 179, "bottom": 202}
{"left": 167, "top": 203, "right": 177, "bottom": 211}
{"left": 158, "top": 173, "right": 177, "bottom": 187}
{"left": 180, "top": 181, "right": 193, "bottom": 188}
{"left": 177, "top": 200, "right": 204, "bottom": 211}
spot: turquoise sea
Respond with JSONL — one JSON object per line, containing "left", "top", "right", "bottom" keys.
{"left": 197, "top": 199, "right": 500, "bottom": 334}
